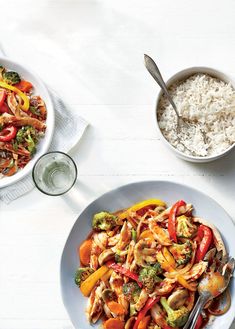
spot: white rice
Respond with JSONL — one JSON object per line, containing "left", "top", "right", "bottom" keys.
{"left": 157, "top": 74, "right": 235, "bottom": 157}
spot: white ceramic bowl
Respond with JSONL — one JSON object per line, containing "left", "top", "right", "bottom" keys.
{"left": 155, "top": 67, "right": 235, "bottom": 163}
{"left": 0, "top": 57, "right": 54, "bottom": 188}
{"left": 60, "top": 180, "right": 235, "bottom": 329}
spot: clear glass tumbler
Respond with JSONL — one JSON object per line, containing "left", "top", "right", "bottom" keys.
{"left": 32, "top": 151, "right": 77, "bottom": 196}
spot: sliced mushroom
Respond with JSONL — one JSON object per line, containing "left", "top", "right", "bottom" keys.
{"left": 167, "top": 289, "right": 189, "bottom": 310}
{"left": 98, "top": 249, "right": 115, "bottom": 266}
{"left": 204, "top": 248, "right": 217, "bottom": 262}
{"left": 125, "top": 316, "right": 135, "bottom": 329}
{"left": 101, "top": 289, "right": 116, "bottom": 303}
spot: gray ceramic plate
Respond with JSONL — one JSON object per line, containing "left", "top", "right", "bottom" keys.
{"left": 60, "top": 181, "right": 235, "bottom": 329}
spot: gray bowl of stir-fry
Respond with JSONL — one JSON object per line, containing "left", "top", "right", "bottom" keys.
{"left": 0, "top": 57, "right": 54, "bottom": 188}
{"left": 60, "top": 180, "right": 235, "bottom": 329}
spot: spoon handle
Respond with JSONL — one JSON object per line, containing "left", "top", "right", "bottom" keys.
{"left": 183, "top": 295, "right": 209, "bottom": 329}
{"left": 144, "top": 54, "right": 180, "bottom": 118}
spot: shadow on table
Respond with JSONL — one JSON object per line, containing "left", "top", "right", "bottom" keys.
{"left": 184, "top": 149, "right": 235, "bottom": 204}
{"left": 61, "top": 179, "right": 96, "bottom": 214}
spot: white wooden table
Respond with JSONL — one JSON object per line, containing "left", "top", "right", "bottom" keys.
{"left": 1, "top": 0, "right": 235, "bottom": 328}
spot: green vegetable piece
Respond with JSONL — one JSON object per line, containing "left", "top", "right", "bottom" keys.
{"left": 176, "top": 215, "right": 197, "bottom": 238}
{"left": 29, "top": 106, "right": 40, "bottom": 116}
{"left": 122, "top": 282, "right": 141, "bottom": 303}
{"left": 131, "top": 229, "right": 137, "bottom": 242}
{"left": 160, "top": 297, "right": 189, "bottom": 327}
{"left": 138, "top": 263, "right": 162, "bottom": 292}
{"left": 169, "top": 240, "right": 193, "bottom": 266}
{"left": 74, "top": 267, "right": 94, "bottom": 287}
{"left": 92, "top": 211, "right": 118, "bottom": 231}
{"left": 3, "top": 71, "right": 21, "bottom": 85}
{"left": 25, "top": 134, "right": 36, "bottom": 155}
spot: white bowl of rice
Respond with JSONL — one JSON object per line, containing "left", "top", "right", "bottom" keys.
{"left": 156, "top": 67, "right": 235, "bottom": 162}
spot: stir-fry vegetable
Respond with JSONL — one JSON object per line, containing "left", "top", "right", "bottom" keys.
{"left": 133, "top": 297, "right": 160, "bottom": 329}
{"left": 160, "top": 297, "right": 189, "bottom": 328}
{"left": 118, "top": 199, "right": 166, "bottom": 220}
{"left": 80, "top": 265, "right": 109, "bottom": 296}
{"left": 106, "top": 261, "right": 143, "bottom": 287}
{"left": 168, "top": 200, "right": 186, "bottom": 242}
{"left": 196, "top": 225, "right": 212, "bottom": 262}
{"left": 74, "top": 199, "right": 228, "bottom": 327}
{"left": 0, "top": 65, "right": 47, "bottom": 178}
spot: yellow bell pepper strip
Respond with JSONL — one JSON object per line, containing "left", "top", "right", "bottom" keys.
{"left": 168, "top": 200, "right": 186, "bottom": 243}
{"left": 80, "top": 265, "right": 109, "bottom": 296}
{"left": 0, "top": 81, "right": 30, "bottom": 111}
{"left": 101, "top": 269, "right": 113, "bottom": 282}
{"left": 162, "top": 247, "right": 176, "bottom": 268}
{"left": 157, "top": 250, "right": 196, "bottom": 291}
{"left": 177, "top": 275, "right": 197, "bottom": 292}
{"left": 118, "top": 199, "right": 166, "bottom": 220}
{"left": 157, "top": 250, "right": 174, "bottom": 273}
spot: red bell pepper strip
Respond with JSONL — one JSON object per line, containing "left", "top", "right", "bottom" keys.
{"left": 168, "top": 200, "right": 186, "bottom": 243}
{"left": 133, "top": 297, "right": 160, "bottom": 329}
{"left": 196, "top": 225, "right": 212, "bottom": 262}
{"left": 0, "top": 89, "right": 6, "bottom": 107}
{"left": 0, "top": 126, "right": 17, "bottom": 142}
{"left": 194, "top": 314, "right": 203, "bottom": 329}
{"left": 0, "top": 102, "right": 10, "bottom": 113}
{"left": 106, "top": 261, "right": 142, "bottom": 287}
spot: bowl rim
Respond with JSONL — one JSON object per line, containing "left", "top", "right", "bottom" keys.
{"left": 155, "top": 66, "right": 235, "bottom": 161}
{"left": 0, "top": 56, "right": 55, "bottom": 188}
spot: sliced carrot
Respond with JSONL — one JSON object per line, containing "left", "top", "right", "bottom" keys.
{"left": 15, "top": 80, "right": 33, "bottom": 93}
{"left": 107, "top": 301, "right": 126, "bottom": 315}
{"left": 103, "top": 318, "right": 125, "bottom": 329}
{"left": 138, "top": 315, "right": 151, "bottom": 329}
{"left": 79, "top": 239, "right": 92, "bottom": 266}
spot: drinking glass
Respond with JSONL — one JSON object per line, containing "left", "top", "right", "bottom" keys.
{"left": 32, "top": 151, "right": 77, "bottom": 196}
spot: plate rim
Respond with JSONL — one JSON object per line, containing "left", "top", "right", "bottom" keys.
{"left": 60, "top": 179, "right": 235, "bottom": 329}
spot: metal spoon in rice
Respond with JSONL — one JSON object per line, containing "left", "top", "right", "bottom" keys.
{"left": 144, "top": 54, "right": 192, "bottom": 132}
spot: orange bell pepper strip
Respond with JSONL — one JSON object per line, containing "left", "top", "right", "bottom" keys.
{"left": 139, "top": 230, "right": 155, "bottom": 241}
{"left": 80, "top": 265, "right": 109, "bottom": 296}
{"left": 118, "top": 199, "right": 166, "bottom": 220}
{"left": 0, "top": 81, "right": 29, "bottom": 111}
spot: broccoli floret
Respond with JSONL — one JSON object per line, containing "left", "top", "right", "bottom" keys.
{"left": 160, "top": 297, "right": 189, "bottom": 327}
{"left": 3, "top": 71, "right": 21, "bottom": 85}
{"left": 169, "top": 240, "right": 192, "bottom": 266}
{"left": 122, "top": 282, "right": 141, "bottom": 303}
{"left": 16, "top": 126, "right": 38, "bottom": 155}
{"left": 92, "top": 211, "right": 118, "bottom": 231}
{"left": 138, "top": 263, "right": 163, "bottom": 292}
{"left": 25, "top": 134, "right": 36, "bottom": 155}
{"left": 74, "top": 267, "right": 94, "bottom": 287}
{"left": 176, "top": 215, "right": 197, "bottom": 238}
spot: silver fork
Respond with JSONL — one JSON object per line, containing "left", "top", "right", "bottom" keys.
{"left": 183, "top": 257, "right": 235, "bottom": 329}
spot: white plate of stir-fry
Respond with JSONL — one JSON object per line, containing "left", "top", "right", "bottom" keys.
{"left": 0, "top": 57, "right": 54, "bottom": 188}
{"left": 60, "top": 181, "right": 235, "bottom": 329}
